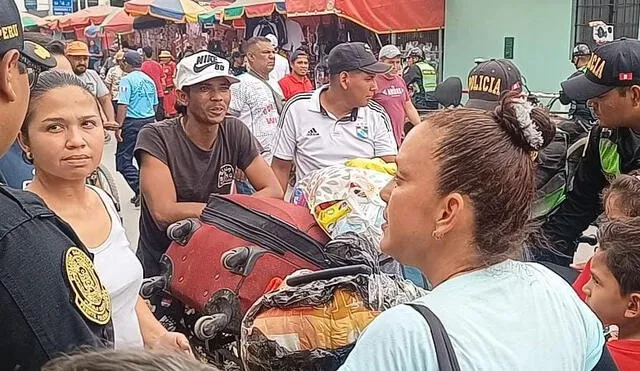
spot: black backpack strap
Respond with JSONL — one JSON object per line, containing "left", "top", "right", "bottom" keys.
{"left": 407, "top": 303, "right": 461, "bottom": 371}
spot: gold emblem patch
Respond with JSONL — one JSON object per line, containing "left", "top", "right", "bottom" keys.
{"left": 64, "top": 247, "right": 111, "bottom": 325}
{"left": 33, "top": 43, "right": 51, "bottom": 60}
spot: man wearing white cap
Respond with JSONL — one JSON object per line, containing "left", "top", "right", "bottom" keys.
{"left": 373, "top": 44, "right": 421, "bottom": 147}
{"left": 135, "top": 50, "right": 282, "bottom": 279}
{"left": 266, "top": 33, "right": 290, "bottom": 83}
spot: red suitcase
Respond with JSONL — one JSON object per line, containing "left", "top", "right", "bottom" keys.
{"left": 160, "top": 194, "right": 332, "bottom": 316}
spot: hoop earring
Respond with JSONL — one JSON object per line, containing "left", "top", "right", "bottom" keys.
{"left": 432, "top": 231, "right": 443, "bottom": 241}
{"left": 22, "top": 151, "right": 34, "bottom": 165}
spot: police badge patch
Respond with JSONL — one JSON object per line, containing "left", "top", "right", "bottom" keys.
{"left": 64, "top": 247, "right": 111, "bottom": 325}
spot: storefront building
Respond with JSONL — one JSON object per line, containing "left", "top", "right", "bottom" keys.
{"left": 443, "top": 0, "right": 640, "bottom": 95}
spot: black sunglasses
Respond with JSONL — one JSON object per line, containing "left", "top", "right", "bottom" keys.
{"left": 18, "top": 54, "right": 43, "bottom": 89}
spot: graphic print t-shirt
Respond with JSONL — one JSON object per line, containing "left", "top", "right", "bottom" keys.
{"left": 134, "top": 116, "right": 260, "bottom": 276}
{"left": 374, "top": 74, "right": 410, "bottom": 146}
{"left": 229, "top": 73, "right": 282, "bottom": 161}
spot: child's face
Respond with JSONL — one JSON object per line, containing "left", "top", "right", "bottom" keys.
{"left": 604, "top": 196, "right": 626, "bottom": 220}
{"left": 583, "top": 251, "right": 631, "bottom": 326}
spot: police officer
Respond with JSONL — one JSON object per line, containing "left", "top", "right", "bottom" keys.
{"left": 539, "top": 38, "right": 640, "bottom": 266}
{"left": 0, "top": 1, "right": 113, "bottom": 369}
{"left": 403, "top": 47, "right": 438, "bottom": 110}
{"left": 465, "top": 59, "right": 569, "bottom": 220}
{"left": 558, "top": 43, "right": 597, "bottom": 143}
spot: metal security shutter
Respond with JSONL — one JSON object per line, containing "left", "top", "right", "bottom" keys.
{"left": 574, "top": 0, "right": 640, "bottom": 47}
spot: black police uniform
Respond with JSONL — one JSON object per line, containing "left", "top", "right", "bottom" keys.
{"left": 0, "top": 186, "right": 113, "bottom": 370}
{"left": 539, "top": 125, "right": 640, "bottom": 265}
{"left": 558, "top": 67, "right": 596, "bottom": 143}
{"left": 539, "top": 38, "right": 640, "bottom": 266}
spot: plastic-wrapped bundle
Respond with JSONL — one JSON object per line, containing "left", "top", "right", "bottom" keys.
{"left": 291, "top": 161, "right": 402, "bottom": 275}
{"left": 240, "top": 270, "right": 427, "bottom": 371}
{"left": 240, "top": 233, "right": 427, "bottom": 371}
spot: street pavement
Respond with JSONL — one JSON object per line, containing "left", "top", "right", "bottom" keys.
{"left": 103, "top": 134, "right": 140, "bottom": 251}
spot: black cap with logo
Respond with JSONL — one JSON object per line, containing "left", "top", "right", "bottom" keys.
{"left": 465, "top": 59, "right": 523, "bottom": 110}
{"left": 562, "top": 38, "right": 640, "bottom": 101}
{"left": 0, "top": 0, "right": 56, "bottom": 69}
{"left": 328, "top": 42, "right": 391, "bottom": 75}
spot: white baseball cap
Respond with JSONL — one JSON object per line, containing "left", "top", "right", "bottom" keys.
{"left": 175, "top": 51, "right": 239, "bottom": 90}
{"left": 378, "top": 45, "right": 402, "bottom": 60}
{"left": 265, "top": 34, "right": 278, "bottom": 48}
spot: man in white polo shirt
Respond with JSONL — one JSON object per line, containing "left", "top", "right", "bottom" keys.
{"left": 271, "top": 42, "right": 398, "bottom": 193}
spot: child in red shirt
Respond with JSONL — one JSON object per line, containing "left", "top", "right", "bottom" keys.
{"left": 582, "top": 217, "right": 640, "bottom": 371}
{"left": 574, "top": 171, "right": 640, "bottom": 301}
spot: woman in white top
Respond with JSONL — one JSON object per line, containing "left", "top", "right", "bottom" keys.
{"left": 17, "top": 70, "right": 190, "bottom": 353}
{"left": 339, "top": 92, "right": 606, "bottom": 370}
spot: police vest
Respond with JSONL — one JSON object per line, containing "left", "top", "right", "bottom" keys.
{"left": 599, "top": 128, "right": 621, "bottom": 182}
{"left": 415, "top": 61, "right": 437, "bottom": 92}
{"left": 532, "top": 129, "right": 569, "bottom": 219}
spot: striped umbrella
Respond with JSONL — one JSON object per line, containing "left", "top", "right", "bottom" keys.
{"left": 198, "top": 0, "right": 230, "bottom": 25}
{"left": 125, "top": 0, "right": 208, "bottom": 23}
{"left": 20, "top": 12, "right": 47, "bottom": 29}
{"left": 99, "top": 9, "right": 135, "bottom": 33}
{"left": 222, "top": 0, "right": 285, "bottom": 20}
{"left": 56, "top": 5, "right": 120, "bottom": 30}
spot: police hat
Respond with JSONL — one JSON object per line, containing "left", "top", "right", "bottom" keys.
{"left": 562, "top": 38, "right": 640, "bottom": 101}
{"left": 465, "top": 59, "right": 523, "bottom": 110}
{"left": 0, "top": 0, "right": 56, "bottom": 69}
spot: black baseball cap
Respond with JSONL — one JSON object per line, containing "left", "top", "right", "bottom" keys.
{"left": 562, "top": 38, "right": 640, "bottom": 101}
{"left": 465, "top": 59, "right": 523, "bottom": 110}
{"left": 328, "top": 42, "right": 391, "bottom": 75}
{"left": 0, "top": 0, "right": 56, "bottom": 69}
{"left": 124, "top": 50, "right": 143, "bottom": 68}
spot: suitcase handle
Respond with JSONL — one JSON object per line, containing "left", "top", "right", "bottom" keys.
{"left": 286, "top": 264, "right": 372, "bottom": 287}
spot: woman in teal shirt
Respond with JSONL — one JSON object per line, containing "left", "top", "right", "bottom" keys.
{"left": 339, "top": 93, "right": 605, "bottom": 371}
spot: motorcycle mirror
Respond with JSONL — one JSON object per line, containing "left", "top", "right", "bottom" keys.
{"left": 434, "top": 77, "right": 463, "bottom": 107}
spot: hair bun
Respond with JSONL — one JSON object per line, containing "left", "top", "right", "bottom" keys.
{"left": 493, "top": 91, "right": 555, "bottom": 153}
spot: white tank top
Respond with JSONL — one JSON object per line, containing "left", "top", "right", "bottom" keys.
{"left": 89, "top": 186, "right": 144, "bottom": 349}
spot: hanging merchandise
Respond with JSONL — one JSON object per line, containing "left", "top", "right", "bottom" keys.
{"left": 245, "top": 13, "right": 287, "bottom": 47}
{"left": 282, "top": 18, "right": 304, "bottom": 52}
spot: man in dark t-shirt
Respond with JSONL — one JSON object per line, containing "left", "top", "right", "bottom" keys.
{"left": 134, "top": 51, "right": 283, "bottom": 279}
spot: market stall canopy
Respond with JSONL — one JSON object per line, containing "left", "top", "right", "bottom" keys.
{"left": 222, "top": 0, "right": 285, "bottom": 20}
{"left": 198, "top": 0, "right": 230, "bottom": 24}
{"left": 100, "top": 9, "right": 135, "bottom": 33}
{"left": 20, "top": 12, "right": 47, "bottom": 29}
{"left": 133, "top": 15, "right": 168, "bottom": 29}
{"left": 286, "top": 0, "right": 444, "bottom": 33}
{"left": 125, "top": 0, "right": 209, "bottom": 23}
{"left": 56, "top": 5, "right": 120, "bottom": 30}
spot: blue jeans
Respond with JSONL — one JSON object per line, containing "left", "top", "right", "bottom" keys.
{"left": 116, "top": 117, "right": 154, "bottom": 195}
{"left": 235, "top": 179, "right": 255, "bottom": 195}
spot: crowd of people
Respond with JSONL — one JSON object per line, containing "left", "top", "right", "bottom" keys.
{"left": 3, "top": 0, "right": 640, "bottom": 368}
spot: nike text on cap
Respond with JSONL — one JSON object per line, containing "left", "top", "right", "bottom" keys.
{"left": 562, "top": 38, "right": 640, "bottom": 101}
{"left": 175, "top": 51, "right": 240, "bottom": 90}
{"left": 328, "top": 42, "right": 391, "bottom": 75}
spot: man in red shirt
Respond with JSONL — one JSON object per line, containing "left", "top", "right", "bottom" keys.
{"left": 141, "top": 46, "right": 165, "bottom": 120}
{"left": 373, "top": 45, "right": 421, "bottom": 147}
{"left": 278, "top": 50, "right": 313, "bottom": 100}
